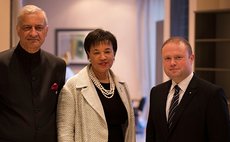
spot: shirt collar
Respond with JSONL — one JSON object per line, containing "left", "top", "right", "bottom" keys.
{"left": 171, "top": 72, "right": 194, "bottom": 92}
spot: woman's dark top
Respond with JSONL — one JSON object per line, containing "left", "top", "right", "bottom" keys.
{"left": 95, "top": 83, "right": 128, "bottom": 142}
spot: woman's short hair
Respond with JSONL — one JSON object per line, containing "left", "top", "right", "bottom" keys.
{"left": 84, "top": 29, "right": 117, "bottom": 57}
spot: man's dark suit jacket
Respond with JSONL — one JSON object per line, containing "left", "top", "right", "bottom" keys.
{"left": 146, "top": 75, "right": 230, "bottom": 142}
{"left": 0, "top": 44, "right": 66, "bottom": 142}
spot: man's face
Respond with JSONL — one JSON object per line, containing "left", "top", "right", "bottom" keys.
{"left": 162, "top": 41, "right": 194, "bottom": 83}
{"left": 16, "top": 12, "right": 48, "bottom": 53}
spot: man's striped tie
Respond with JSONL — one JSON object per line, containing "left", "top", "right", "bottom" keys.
{"left": 168, "top": 85, "right": 180, "bottom": 129}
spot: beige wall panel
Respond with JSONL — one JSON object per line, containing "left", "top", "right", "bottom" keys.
{"left": 197, "top": 0, "right": 230, "bottom": 11}
{"left": 0, "top": 0, "right": 10, "bottom": 52}
{"left": 219, "top": 0, "right": 230, "bottom": 9}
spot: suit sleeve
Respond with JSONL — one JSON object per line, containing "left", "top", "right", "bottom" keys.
{"left": 146, "top": 88, "right": 156, "bottom": 142}
{"left": 206, "top": 88, "right": 230, "bottom": 142}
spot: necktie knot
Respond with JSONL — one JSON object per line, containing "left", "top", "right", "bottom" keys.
{"left": 174, "top": 85, "right": 180, "bottom": 95}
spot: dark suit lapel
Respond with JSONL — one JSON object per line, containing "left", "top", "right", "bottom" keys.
{"left": 168, "top": 76, "right": 199, "bottom": 134}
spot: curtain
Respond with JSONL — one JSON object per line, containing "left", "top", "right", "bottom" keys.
{"left": 136, "top": 0, "right": 164, "bottom": 122}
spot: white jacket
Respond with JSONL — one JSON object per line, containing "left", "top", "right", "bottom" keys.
{"left": 57, "top": 65, "right": 136, "bottom": 142}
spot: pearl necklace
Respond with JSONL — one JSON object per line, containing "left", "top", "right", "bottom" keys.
{"left": 89, "top": 67, "right": 115, "bottom": 99}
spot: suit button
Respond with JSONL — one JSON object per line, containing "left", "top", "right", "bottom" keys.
{"left": 36, "top": 126, "right": 40, "bottom": 131}
{"left": 32, "top": 76, "right": 37, "bottom": 81}
{"left": 33, "top": 108, "right": 40, "bottom": 113}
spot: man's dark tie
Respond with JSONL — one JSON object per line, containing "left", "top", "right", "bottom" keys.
{"left": 168, "top": 85, "right": 180, "bottom": 129}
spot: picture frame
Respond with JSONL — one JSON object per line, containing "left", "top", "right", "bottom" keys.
{"left": 55, "top": 29, "right": 94, "bottom": 65}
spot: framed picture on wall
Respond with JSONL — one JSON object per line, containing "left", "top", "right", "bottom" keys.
{"left": 55, "top": 28, "right": 94, "bottom": 65}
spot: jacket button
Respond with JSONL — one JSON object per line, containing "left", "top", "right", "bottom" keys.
{"left": 33, "top": 108, "right": 40, "bottom": 113}
{"left": 32, "top": 76, "right": 37, "bottom": 81}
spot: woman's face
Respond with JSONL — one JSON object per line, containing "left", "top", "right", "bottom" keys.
{"left": 88, "top": 42, "right": 115, "bottom": 75}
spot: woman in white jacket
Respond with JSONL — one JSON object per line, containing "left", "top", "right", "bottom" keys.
{"left": 57, "top": 29, "right": 136, "bottom": 142}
